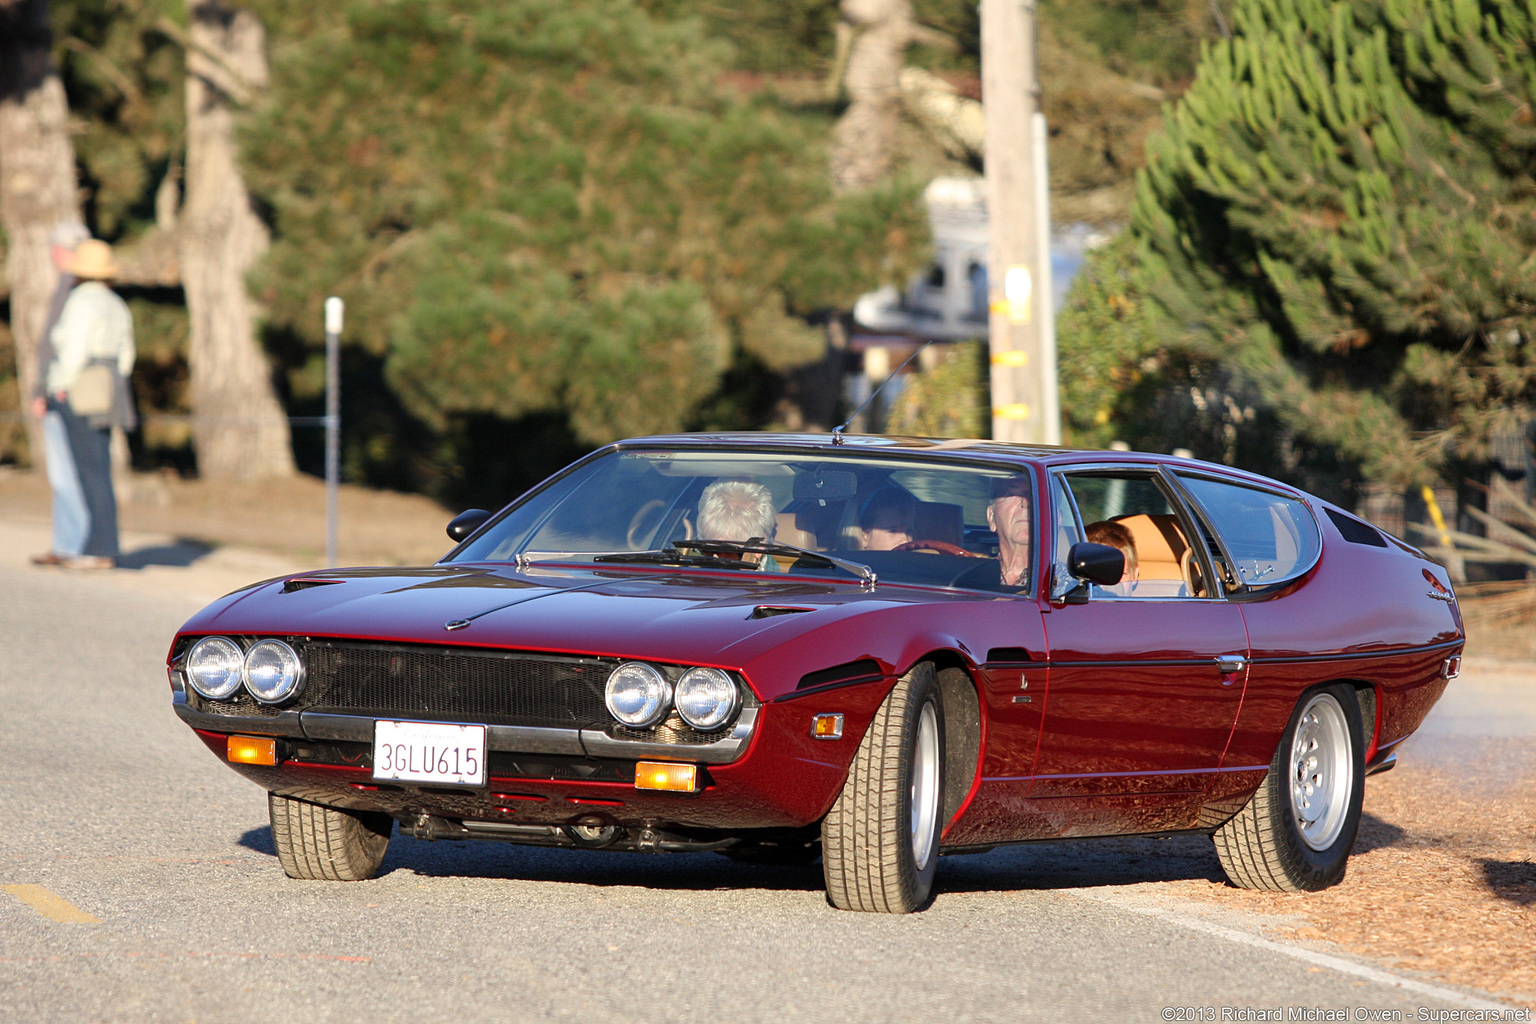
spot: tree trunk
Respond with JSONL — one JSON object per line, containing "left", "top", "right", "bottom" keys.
{"left": 830, "top": 0, "right": 915, "bottom": 192}
{"left": 180, "top": 0, "right": 294, "bottom": 479}
{"left": 0, "top": 0, "right": 82, "bottom": 465}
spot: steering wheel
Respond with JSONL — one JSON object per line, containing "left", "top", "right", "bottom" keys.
{"left": 892, "top": 540, "right": 983, "bottom": 557}
{"left": 626, "top": 499, "right": 668, "bottom": 549}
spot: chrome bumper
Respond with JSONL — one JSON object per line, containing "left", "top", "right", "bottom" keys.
{"left": 172, "top": 699, "right": 758, "bottom": 765}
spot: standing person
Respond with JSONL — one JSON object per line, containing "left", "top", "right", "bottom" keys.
{"left": 41, "top": 239, "right": 136, "bottom": 569}
{"left": 986, "top": 475, "right": 1032, "bottom": 587}
{"left": 28, "top": 223, "right": 91, "bottom": 567}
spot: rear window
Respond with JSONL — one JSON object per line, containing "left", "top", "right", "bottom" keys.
{"left": 1176, "top": 475, "right": 1321, "bottom": 589}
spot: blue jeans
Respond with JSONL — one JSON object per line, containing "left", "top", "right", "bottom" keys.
{"left": 42, "top": 408, "right": 88, "bottom": 558}
{"left": 56, "top": 404, "right": 119, "bottom": 559}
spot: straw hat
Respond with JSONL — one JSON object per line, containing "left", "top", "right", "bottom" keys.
{"left": 66, "top": 239, "right": 119, "bottom": 280}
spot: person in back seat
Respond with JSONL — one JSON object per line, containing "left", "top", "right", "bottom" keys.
{"left": 858, "top": 487, "right": 916, "bottom": 550}
{"left": 1086, "top": 519, "right": 1140, "bottom": 595}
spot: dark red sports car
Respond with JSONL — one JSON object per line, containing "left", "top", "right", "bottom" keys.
{"left": 168, "top": 433, "right": 1462, "bottom": 912}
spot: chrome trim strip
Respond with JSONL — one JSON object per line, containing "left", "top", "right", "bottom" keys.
{"left": 172, "top": 703, "right": 307, "bottom": 737}
{"left": 180, "top": 706, "right": 759, "bottom": 764}
{"left": 300, "top": 713, "right": 586, "bottom": 756}
{"left": 489, "top": 724, "right": 584, "bottom": 756}
{"left": 299, "top": 713, "right": 373, "bottom": 743}
{"left": 579, "top": 707, "right": 759, "bottom": 765}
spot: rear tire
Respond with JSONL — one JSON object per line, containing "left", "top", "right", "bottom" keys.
{"left": 821, "top": 661, "right": 945, "bottom": 913}
{"left": 1213, "top": 685, "right": 1363, "bottom": 892}
{"left": 269, "top": 793, "right": 392, "bottom": 881}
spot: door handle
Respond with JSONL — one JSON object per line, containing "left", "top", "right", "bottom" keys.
{"left": 1215, "top": 655, "right": 1247, "bottom": 675}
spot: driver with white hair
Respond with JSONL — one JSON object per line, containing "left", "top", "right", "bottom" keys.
{"left": 698, "top": 479, "right": 780, "bottom": 569}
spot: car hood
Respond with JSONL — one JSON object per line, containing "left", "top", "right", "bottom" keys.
{"left": 176, "top": 563, "right": 975, "bottom": 685}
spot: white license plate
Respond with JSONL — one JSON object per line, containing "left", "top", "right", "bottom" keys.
{"left": 373, "top": 720, "right": 486, "bottom": 786}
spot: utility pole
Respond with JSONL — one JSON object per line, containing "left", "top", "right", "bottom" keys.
{"left": 982, "top": 0, "right": 1059, "bottom": 445}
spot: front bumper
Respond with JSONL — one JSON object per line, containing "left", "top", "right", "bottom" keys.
{"left": 173, "top": 676, "right": 895, "bottom": 834}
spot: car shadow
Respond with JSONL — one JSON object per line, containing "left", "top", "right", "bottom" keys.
{"left": 116, "top": 537, "right": 216, "bottom": 570}
{"left": 1350, "top": 812, "right": 1407, "bottom": 854}
{"left": 237, "top": 823, "right": 1423, "bottom": 898}
{"left": 239, "top": 826, "right": 277, "bottom": 856}
{"left": 935, "top": 834, "right": 1227, "bottom": 894}
{"left": 377, "top": 835, "right": 829, "bottom": 893}
{"left": 1479, "top": 858, "right": 1536, "bottom": 906}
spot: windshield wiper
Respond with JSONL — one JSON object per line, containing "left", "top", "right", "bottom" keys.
{"left": 670, "top": 539, "right": 877, "bottom": 587}
{"left": 590, "top": 548, "right": 761, "bottom": 571}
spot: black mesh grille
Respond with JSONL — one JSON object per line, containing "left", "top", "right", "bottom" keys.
{"left": 187, "top": 639, "right": 754, "bottom": 744}
{"left": 294, "top": 641, "right": 616, "bottom": 727}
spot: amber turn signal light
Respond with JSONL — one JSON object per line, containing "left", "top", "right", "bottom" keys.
{"left": 227, "top": 735, "right": 277, "bottom": 766}
{"left": 811, "top": 713, "right": 844, "bottom": 740}
{"left": 634, "top": 761, "right": 698, "bottom": 792}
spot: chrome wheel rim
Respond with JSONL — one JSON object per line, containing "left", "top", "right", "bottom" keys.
{"left": 1289, "top": 693, "right": 1352, "bottom": 851}
{"left": 910, "top": 702, "right": 940, "bottom": 872}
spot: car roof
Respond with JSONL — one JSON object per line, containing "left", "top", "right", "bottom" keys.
{"left": 606, "top": 432, "right": 1284, "bottom": 488}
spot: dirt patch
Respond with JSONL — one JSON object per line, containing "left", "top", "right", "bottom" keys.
{"left": 0, "top": 467, "right": 456, "bottom": 568}
{"left": 1169, "top": 737, "right": 1536, "bottom": 1005}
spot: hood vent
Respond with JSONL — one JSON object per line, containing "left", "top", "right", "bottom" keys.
{"left": 282, "top": 578, "right": 345, "bottom": 593}
{"left": 751, "top": 605, "right": 814, "bottom": 619}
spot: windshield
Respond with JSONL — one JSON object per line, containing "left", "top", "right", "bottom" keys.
{"left": 448, "top": 448, "right": 1036, "bottom": 595}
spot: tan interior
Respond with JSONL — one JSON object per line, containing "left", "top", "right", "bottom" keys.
{"left": 1111, "top": 513, "right": 1194, "bottom": 589}
{"left": 776, "top": 511, "right": 817, "bottom": 550}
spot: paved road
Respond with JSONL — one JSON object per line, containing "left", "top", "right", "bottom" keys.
{"left": 0, "top": 557, "right": 1515, "bottom": 1023}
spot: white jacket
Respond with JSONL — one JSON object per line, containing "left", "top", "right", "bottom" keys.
{"left": 45, "top": 281, "right": 135, "bottom": 396}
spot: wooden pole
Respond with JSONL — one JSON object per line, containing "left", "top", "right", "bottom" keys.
{"left": 982, "top": 0, "right": 1053, "bottom": 444}
{"left": 324, "top": 297, "right": 342, "bottom": 568}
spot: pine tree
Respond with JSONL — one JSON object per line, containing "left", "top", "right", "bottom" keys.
{"left": 240, "top": 0, "right": 926, "bottom": 495}
{"left": 1061, "top": 0, "right": 1536, "bottom": 497}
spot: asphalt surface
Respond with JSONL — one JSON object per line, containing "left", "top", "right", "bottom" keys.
{"left": 0, "top": 545, "right": 1520, "bottom": 1023}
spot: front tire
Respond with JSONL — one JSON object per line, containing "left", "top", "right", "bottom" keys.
{"left": 269, "top": 793, "right": 392, "bottom": 881}
{"left": 1213, "top": 685, "right": 1364, "bottom": 892}
{"left": 821, "top": 661, "right": 945, "bottom": 913}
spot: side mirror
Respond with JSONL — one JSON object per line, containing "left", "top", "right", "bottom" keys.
{"left": 1067, "top": 541, "right": 1125, "bottom": 586}
{"left": 447, "top": 508, "right": 492, "bottom": 543}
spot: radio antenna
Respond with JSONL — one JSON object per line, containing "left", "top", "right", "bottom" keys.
{"left": 832, "top": 340, "right": 934, "bottom": 445}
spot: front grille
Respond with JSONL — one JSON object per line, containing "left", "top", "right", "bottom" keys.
{"left": 186, "top": 639, "right": 755, "bottom": 746}
{"left": 294, "top": 641, "right": 616, "bottom": 728}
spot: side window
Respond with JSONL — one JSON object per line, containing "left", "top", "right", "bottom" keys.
{"left": 1061, "top": 472, "right": 1204, "bottom": 598}
{"left": 1175, "top": 475, "right": 1321, "bottom": 589}
{"left": 1050, "top": 474, "right": 1082, "bottom": 565}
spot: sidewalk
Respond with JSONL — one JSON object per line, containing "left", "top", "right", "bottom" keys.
{"left": 0, "top": 516, "right": 313, "bottom": 608}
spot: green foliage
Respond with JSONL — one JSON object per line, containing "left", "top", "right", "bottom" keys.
{"left": 886, "top": 341, "right": 989, "bottom": 438}
{"left": 1064, "top": 0, "right": 1536, "bottom": 494}
{"left": 51, "top": 0, "right": 185, "bottom": 240}
{"left": 243, "top": 0, "right": 926, "bottom": 493}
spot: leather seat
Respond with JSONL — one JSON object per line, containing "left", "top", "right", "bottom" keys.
{"left": 1110, "top": 513, "right": 1201, "bottom": 595}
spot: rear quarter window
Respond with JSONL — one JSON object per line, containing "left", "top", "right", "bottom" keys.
{"left": 1176, "top": 475, "right": 1321, "bottom": 589}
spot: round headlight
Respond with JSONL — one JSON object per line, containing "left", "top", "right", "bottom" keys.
{"left": 186, "top": 636, "right": 244, "bottom": 700}
{"left": 243, "top": 639, "right": 305, "bottom": 704}
{"left": 675, "top": 667, "right": 740, "bottom": 731}
{"left": 604, "top": 662, "right": 671, "bottom": 728}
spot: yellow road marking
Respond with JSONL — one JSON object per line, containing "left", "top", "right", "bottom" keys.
{"left": 3, "top": 884, "right": 100, "bottom": 924}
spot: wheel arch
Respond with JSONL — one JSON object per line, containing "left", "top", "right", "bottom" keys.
{"left": 918, "top": 649, "right": 985, "bottom": 834}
